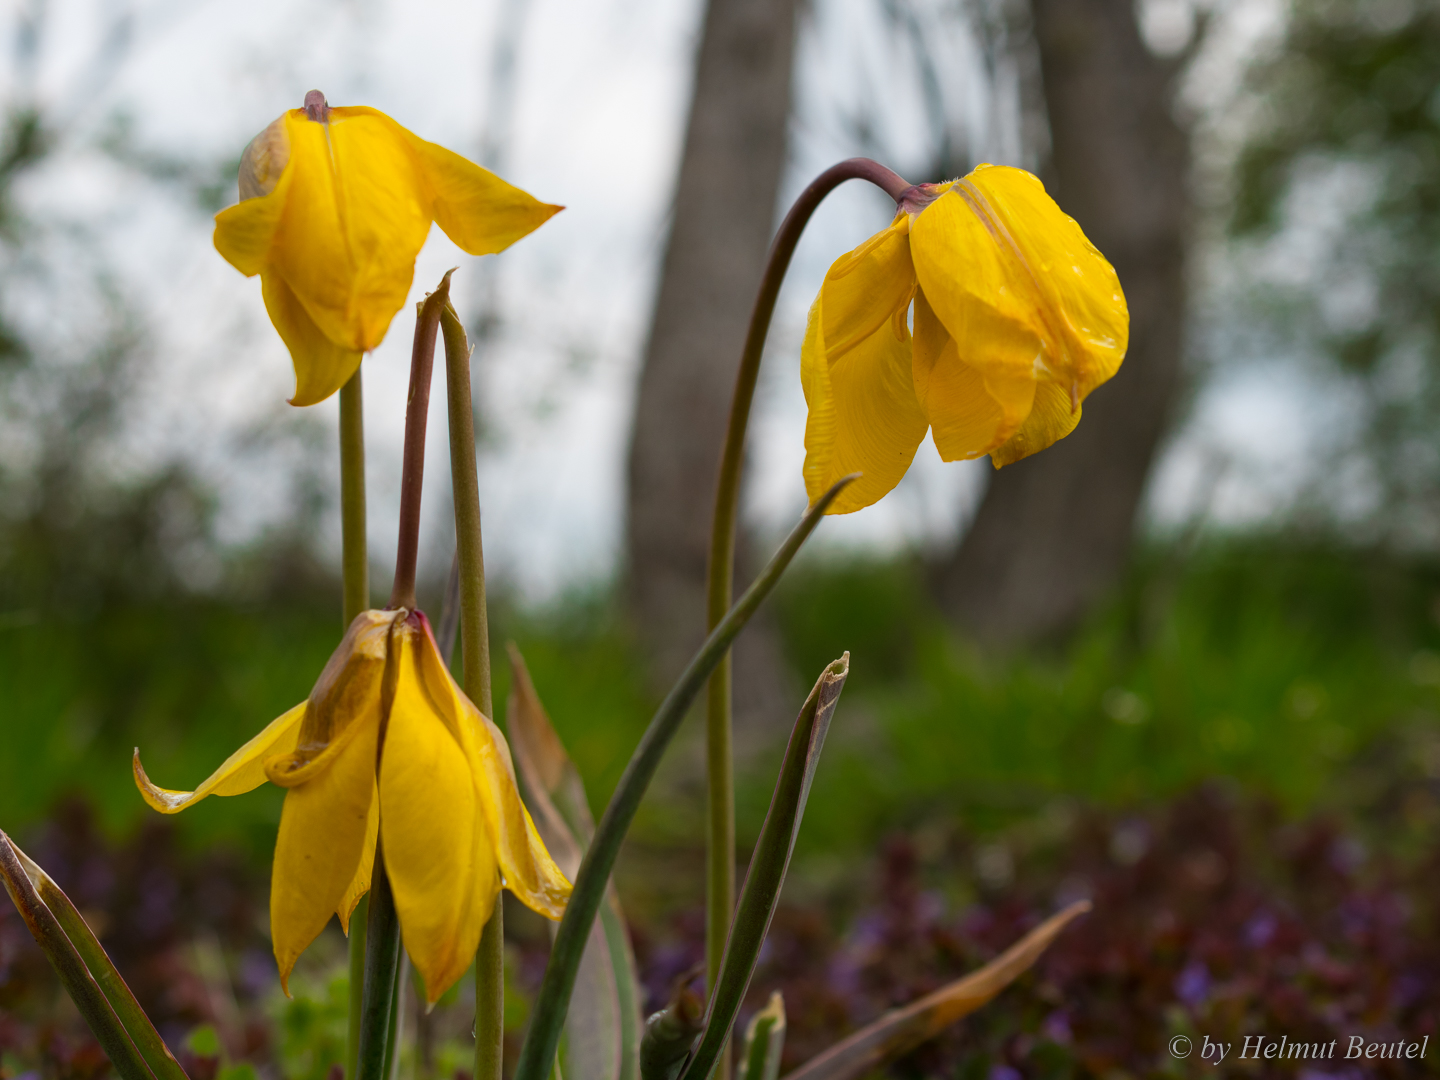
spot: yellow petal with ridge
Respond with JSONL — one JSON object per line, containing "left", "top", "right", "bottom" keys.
{"left": 910, "top": 186, "right": 1049, "bottom": 462}
{"left": 800, "top": 214, "right": 927, "bottom": 514}
{"left": 266, "top": 108, "right": 430, "bottom": 355}
{"left": 382, "top": 615, "right": 499, "bottom": 1004}
{"left": 270, "top": 710, "right": 380, "bottom": 995}
{"left": 406, "top": 615, "right": 571, "bottom": 922}
{"left": 132, "top": 702, "right": 305, "bottom": 814}
{"left": 964, "top": 164, "right": 1127, "bottom": 399}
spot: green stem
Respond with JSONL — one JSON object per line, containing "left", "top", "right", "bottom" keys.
{"left": 476, "top": 918, "right": 506, "bottom": 1080}
{"left": 440, "top": 300, "right": 505, "bottom": 1080}
{"left": 513, "top": 475, "right": 856, "bottom": 1080}
{"left": 441, "top": 303, "right": 493, "bottom": 716}
{"left": 702, "top": 158, "right": 907, "bottom": 1073}
{"left": 357, "top": 845, "right": 403, "bottom": 1080}
{"left": 341, "top": 367, "right": 370, "bottom": 1080}
{"left": 341, "top": 370, "right": 370, "bottom": 625}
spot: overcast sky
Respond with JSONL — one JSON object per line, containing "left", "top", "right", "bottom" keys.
{"left": 4, "top": 0, "right": 1347, "bottom": 601}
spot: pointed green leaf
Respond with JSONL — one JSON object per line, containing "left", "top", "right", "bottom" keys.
{"left": 737, "top": 993, "right": 785, "bottom": 1080}
{"left": 679, "top": 655, "right": 850, "bottom": 1080}
{"left": 508, "top": 646, "right": 642, "bottom": 1080}
{"left": 514, "top": 477, "right": 857, "bottom": 1080}
{"left": 782, "top": 900, "right": 1091, "bottom": 1080}
{"left": 0, "top": 830, "right": 188, "bottom": 1080}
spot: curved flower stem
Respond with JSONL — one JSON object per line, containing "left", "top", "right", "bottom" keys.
{"left": 702, "top": 158, "right": 907, "bottom": 1019}
{"left": 440, "top": 300, "right": 504, "bottom": 1080}
{"left": 340, "top": 368, "right": 370, "bottom": 1080}
{"left": 513, "top": 474, "right": 856, "bottom": 1080}
{"left": 390, "top": 272, "right": 455, "bottom": 611}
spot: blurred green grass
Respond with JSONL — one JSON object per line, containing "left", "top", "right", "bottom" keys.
{"left": 4, "top": 537, "right": 1439, "bottom": 865}
{"left": 774, "top": 539, "right": 1440, "bottom": 856}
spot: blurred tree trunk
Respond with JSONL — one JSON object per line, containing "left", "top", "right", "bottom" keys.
{"left": 625, "top": 0, "right": 799, "bottom": 696}
{"left": 934, "top": 0, "right": 1192, "bottom": 645}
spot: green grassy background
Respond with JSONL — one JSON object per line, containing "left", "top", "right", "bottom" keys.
{"left": 5, "top": 537, "right": 1439, "bottom": 867}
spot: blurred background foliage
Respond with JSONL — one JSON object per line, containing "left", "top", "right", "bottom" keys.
{"left": 1229, "top": 0, "right": 1440, "bottom": 541}
{"left": 5, "top": 0, "right": 1440, "bottom": 1075}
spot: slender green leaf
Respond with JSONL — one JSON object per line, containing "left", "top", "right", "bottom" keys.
{"left": 679, "top": 656, "right": 850, "bottom": 1080}
{"left": 781, "top": 900, "right": 1092, "bottom": 1080}
{"left": 28, "top": 844, "right": 192, "bottom": 1080}
{"left": 508, "top": 646, "right": 641, "bottom": 1080}
{"left": 598, "top": 896, "right": 643, "bottom": 1080}
{"left": 513, "top": 475, "right": 856, "bottom": 1080}
{"left": 0, "top": 830, "right": 182, "bottom": 1080}
{"left": 737, "top": 993, "right": 785, "bottom": 1080}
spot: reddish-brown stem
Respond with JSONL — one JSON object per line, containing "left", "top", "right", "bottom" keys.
{"left": 389, "top": 271, "right": 454, "bottom": 610}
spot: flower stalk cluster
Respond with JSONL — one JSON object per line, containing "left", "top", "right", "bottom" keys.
{"left": 1, "top": 88, "right": 1121, "bottom": 1080}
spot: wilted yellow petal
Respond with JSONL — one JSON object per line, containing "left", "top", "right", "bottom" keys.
{"left": 402, "top": 129, "right": 563, "bottom": 256}
{"left": 260, "top": 271, "right": 363, "bottom": 407}
{"left": 270, "top": 711, "right": 380, "bottom": 995}
{"left": 911, "top": 289, "right": 1032, "bottom": 461}
{"left": 382, "top": 616, "right": 499, "bottom": 1003}
{"left": 964, "top": 165, "right": 1127, "bottom": 398}
{"left": 801, "top": 216, "right": 927, "bottom": 514}
{"left": 990, "top": 378, "right": 1083, "bottom": 467}
{"left": 475, "top": 709, "right": 571, "bottom": 919}
{"left": 264, "top": 610, "right": 398, "bottom": 788}
{"left": 238, "top": 115, "right": 291, "bottom": 200}
{"left": 213, "top": 164, "right": 291, "bottom": 277}
{"left": 133, "top": 702, "right": 305, "bottom": 814}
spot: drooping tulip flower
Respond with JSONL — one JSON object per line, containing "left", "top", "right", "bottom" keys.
{"left": 801, "top": 163, "right": 1129, "bottom": 514}
{"left": 215, "top": 91, "right": 561, "bottom": 406}
{"left": 134, "top": 608, "right": 570, "bottom": 1003}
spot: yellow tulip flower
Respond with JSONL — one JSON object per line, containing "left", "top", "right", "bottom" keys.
{"left": 215, "top": 92, "right": 561, "bottom": 407}
{"left": 801, "top": 163, "right": 1129, "bottom": 514}
{"left": 133, "top": 608, "right": 570, "bottom": 1003}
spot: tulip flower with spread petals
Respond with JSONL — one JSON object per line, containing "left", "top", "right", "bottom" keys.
{"left": 134, "top": 608, "right": 570, "bottom": 1003}
{"left": 215, "top": 92, "right": 561, "bottom": 407}
{"left": 801, "top": 163, "right": 1129, "bottom": 514}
